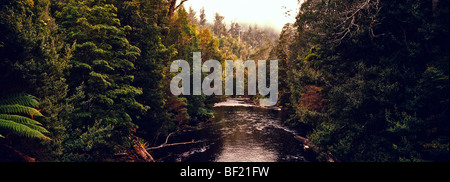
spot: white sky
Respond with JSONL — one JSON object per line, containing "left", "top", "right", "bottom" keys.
{"left": 183, "top": 0, "right": 302, "bottom": 33}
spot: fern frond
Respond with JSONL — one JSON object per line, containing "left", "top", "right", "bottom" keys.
{"left": 0, "top": 105, "right": 44, "bottom": 117}
{"left": 0, "top": 114, "right": 42, "bottom": 125}
{"left": 0, "top": 114, "right": 49, "bottom": 133}
{"left": 0, "top": 93, "right": 39, "bottom": 108}
{"left": 0, "top": 119, "right": 47, "bottom": 139}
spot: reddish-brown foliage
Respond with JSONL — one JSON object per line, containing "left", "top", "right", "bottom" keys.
{"left": 298, "top": 85, "right": 326, "bottom": 112}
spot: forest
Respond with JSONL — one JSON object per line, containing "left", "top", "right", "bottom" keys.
{"left": 0, "top": 0, "right": 448, "bottom": 162}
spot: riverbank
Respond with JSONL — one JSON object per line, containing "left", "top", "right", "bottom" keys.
{"left": 294, "top": 135, "right": 336, "bottom": 162}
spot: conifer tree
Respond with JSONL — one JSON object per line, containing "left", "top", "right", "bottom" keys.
{"left": 56, "top": 0, "right": 146, "bottom": 161}
{"left": 115, "top": 0, "right": 177, "bottom": 144}
{"left": 199, "top": 7, "right": 206, "bottom": 27}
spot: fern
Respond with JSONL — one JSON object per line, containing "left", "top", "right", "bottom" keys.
{"left": 0, "top": 114, "right": 49, "bottom": 133}
{"left": 0, "top": 93, "right": 49, "bottom": 139}
{"left": 0, "top": 93, "right": 39, "bottom": 108}
{"left": 0, "top": 105, "right": 44, "bottom": 118}
{"left": 0, "top": 114, "right": 42, "bottom": 125}
{"left": 0, "top": 119, "right": 47, "bottom": 138}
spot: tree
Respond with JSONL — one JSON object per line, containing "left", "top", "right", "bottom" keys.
{"left": 213, "top": 13, "right": 226, "bottom": 37}
{"left": 188, "top": 6, "right": 198, "bottom": 25}
{"left": 229, "top": 22, "right": 242, "bottom": 41}
{"left": 115, "top": 0, "right": 178, "bottom": 145}
{"left": 199, "top": 7, "right": 207, "bottom": 26}
{"left": 57, "top": 0, "right": 146, "bottom": 161}
{"left": 272, "top": 23, "right": 296, "bottom": 108}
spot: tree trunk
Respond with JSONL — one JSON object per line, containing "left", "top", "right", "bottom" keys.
{"left": 168, "top": 0, "right": 177, "bottom": 18}
{"left": 134, "top": 144, "right": 155, "bottom": 162}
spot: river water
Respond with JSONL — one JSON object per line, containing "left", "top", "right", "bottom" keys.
{"left": 154, "top": 98, "right": 315, "bottom": 162}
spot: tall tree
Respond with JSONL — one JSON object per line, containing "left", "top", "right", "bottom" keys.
{"left": 187, "top": 6, "right": 198, "bottom": 25}
{"left": 115, "top": 0, "right": 178, "bottom": 145}
{"left": 272, "top": 23, "right": 296, "bottom": 108}
{"left": 199, "top": 6, "right": 207, "bottom": 26}
{"left": 213, "top": 13, "right": 226, "bottom": 37}
{"left": 57, "top": 0, "right": 146, "bottom": 161}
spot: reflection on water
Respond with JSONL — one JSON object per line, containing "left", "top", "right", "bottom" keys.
{"left": 155, "top": 98, "right": 313, "bottom": 162}
{"left": 214, "top": 109, "right": 278, "bottom": 162}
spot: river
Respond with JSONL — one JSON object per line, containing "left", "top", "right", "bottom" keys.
{"left": 153, "top": 98, "right": 315, "bottom": 162}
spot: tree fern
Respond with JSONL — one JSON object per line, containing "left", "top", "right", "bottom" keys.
{"left": 0, "top": 114, "right": 49, "bottom": 133}
{"left": 0, "top": 93, "right": 39, "bottom": 108}
{"left": 0, "top": 105, "right": 44, "bottom": 118}
{"left": 0, "top": 93, "right": 49, "bottom": 139}
{"left": 0, "top": 119, "right": 47, "bottom": 138}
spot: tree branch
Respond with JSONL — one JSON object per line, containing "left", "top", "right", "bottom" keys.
{"left": 168, "top": 0, "right": 190, "bottom": 18}
{"left": 175, "top": 0, "right": 189, "bottom": 10}
{"left": 332, "top": 0, "right": 381, "bottom": 43}
{"left": 164, "top": 132, "right": 176, "bottom": 145}
{"left": 147, "top": 139, "right": 204, "bottom": 150}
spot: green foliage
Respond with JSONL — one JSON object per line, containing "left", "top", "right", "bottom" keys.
{"left": 0, "top": 105, "right": 43, "bottom": 118}
{"left": 0, "top": 93, "right": 39, "bottom": 108}
{"left": 53, "top": 0, "right": 147, "bottom": 161}
{"left": 165, "top": 6, "right": 213, "bottom": 131}
{"left": 282, "top": 0, "right": 449, "bottom": 161}
{"left": 0, "top": 93, "right": 48, "bottom": 139}
{"left": 1, "top": 0, "right": 71, "bottom": 161}
{"left": 5, "top": 0, "right": 445, "bottom": 163}
{"left": 0, "top": 0, "right": 232, "bottom": 161}
{"left": 60, "top": 120, "right": 115, "bottom": 161}
{"left": 114, "top": 0, "right": 177, "bottom": 144}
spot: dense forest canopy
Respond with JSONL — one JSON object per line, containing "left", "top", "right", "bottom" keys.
{"left": 0, "top": 0, "right": 281, "bottom": 161}
{"left": 0, "top": 0, "right": 448, "bottom": 162}
{"left": 278, "top": 0, "right": 449, "bottom": 162}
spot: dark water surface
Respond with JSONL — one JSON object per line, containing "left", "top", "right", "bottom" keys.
{"left": 154, "top": 98, "right": 314, "bottom": 162}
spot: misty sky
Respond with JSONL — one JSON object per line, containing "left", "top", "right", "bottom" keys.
{"left": 183, "top": 0, "right": 302, "bottom": 32}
